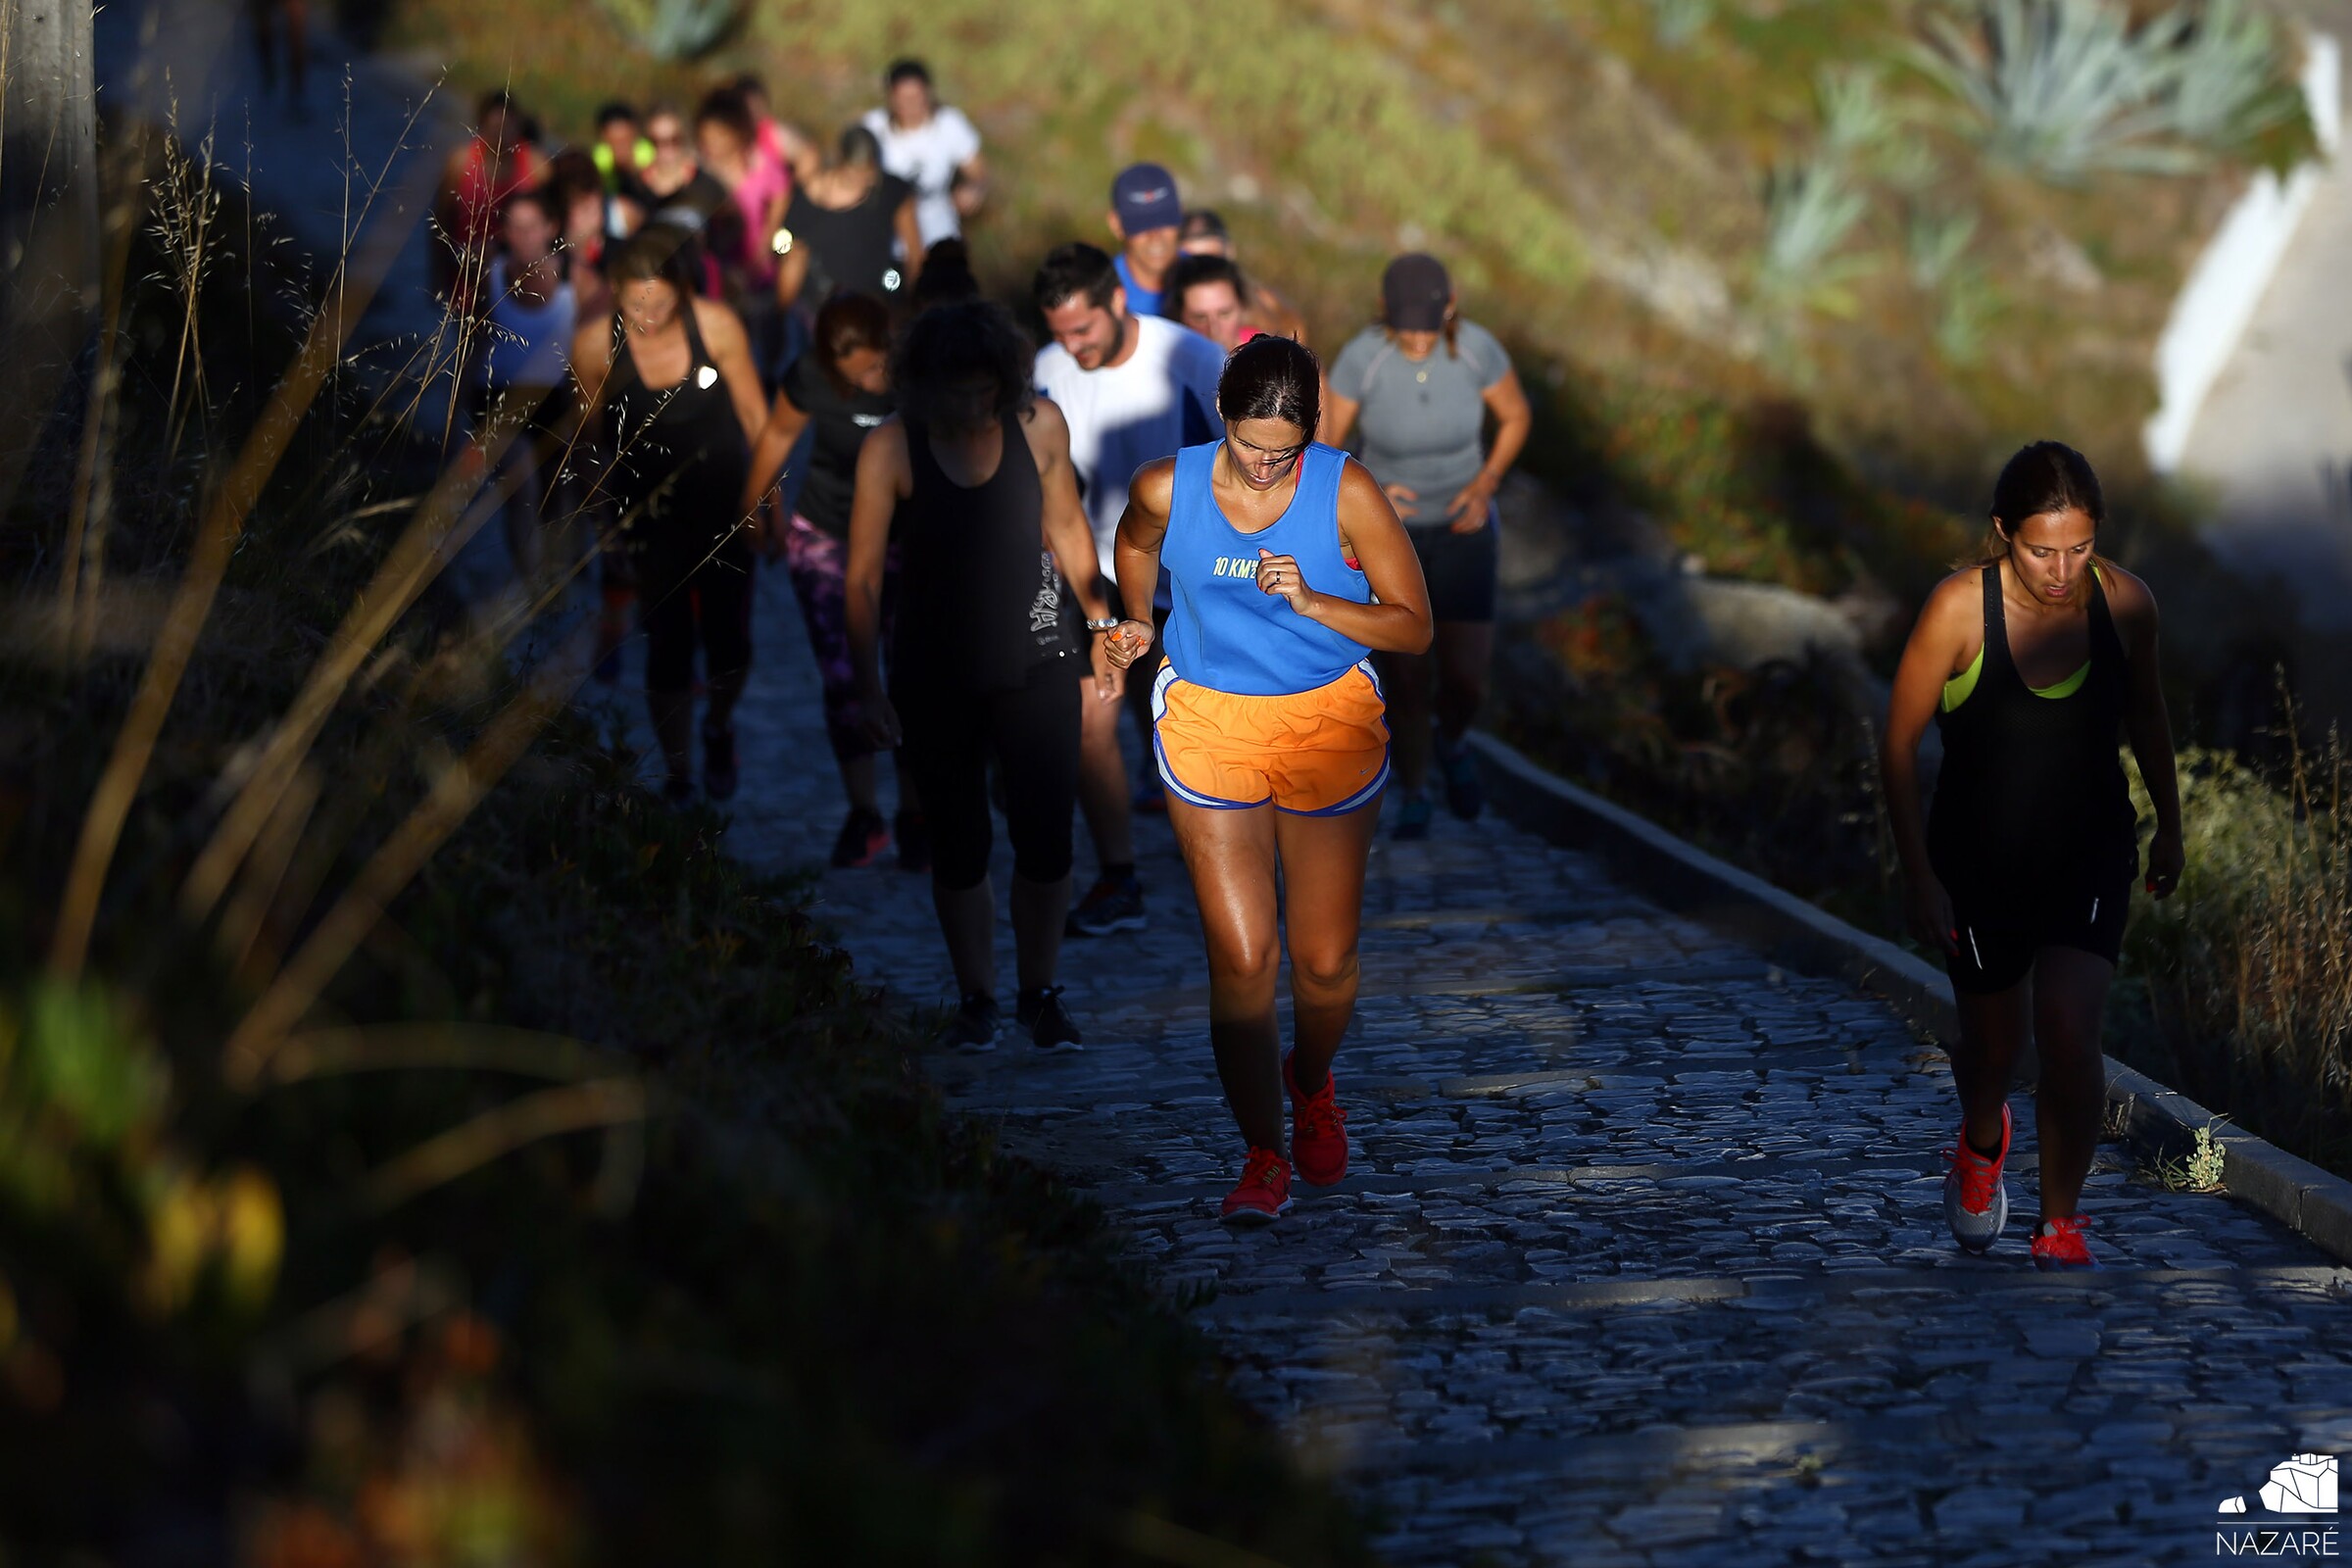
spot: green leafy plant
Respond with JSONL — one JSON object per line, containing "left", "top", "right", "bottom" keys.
{"left": 2159, "top": 0, "right": 2302, "bottom": 150}
{"left": 1905, "top": 205, "right": 1979, "bottom": 288}
{"left": 1911, "top": 0, "right": 2203, "bottom": 181}
{"left": 1646, "top": 0, "right": 1717, "bottom": 48}
{"left": 593, "top": 0, "right": 740, "bottom": 61}
{"left": 1757, "top": 157, "right": 1875, "bottom": 317}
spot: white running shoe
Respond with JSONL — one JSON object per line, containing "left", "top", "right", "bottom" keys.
{"left": 1942, "top": 1102, "right": 2012, "bottom": 1253}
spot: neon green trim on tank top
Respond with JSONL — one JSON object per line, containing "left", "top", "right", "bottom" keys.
{"left": 1940, "top": 647, "right": 2089, "bottom": 710}
{"left": 1941, "top": 564, "right": 2101, "bottom": 711}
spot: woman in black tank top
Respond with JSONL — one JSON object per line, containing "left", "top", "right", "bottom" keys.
{"left": 1883, "top": 443, "right": 2184, "bottom": 1272}
{"left": 574, "top": 226, "right": 768, "bottom": 803}
{"left": 843, "top": 301, "right": 1121, "bottom": 1053}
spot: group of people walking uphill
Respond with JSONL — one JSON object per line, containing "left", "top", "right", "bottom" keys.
{"left": 455, "top": 58, "right": 2189, "bottom": 1262}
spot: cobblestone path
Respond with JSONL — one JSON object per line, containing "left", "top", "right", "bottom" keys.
{"left": 674, "top": 575, "right": 2352, "bottom": 1566}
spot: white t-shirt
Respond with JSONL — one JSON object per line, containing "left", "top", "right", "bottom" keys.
{"left": 860, "top": 105, "right": 982, "bottom": 248}
{"left": 1035, "top": 316, "right": 1228, "bottom": 578}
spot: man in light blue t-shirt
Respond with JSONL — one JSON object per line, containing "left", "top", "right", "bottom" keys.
{"left": 1106, "top": 163, "right": 1182, "bottom": 318}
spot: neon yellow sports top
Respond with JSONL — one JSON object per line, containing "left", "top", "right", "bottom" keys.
{"left": 1941, "top": 565, "right": 2099, "bottom": 712}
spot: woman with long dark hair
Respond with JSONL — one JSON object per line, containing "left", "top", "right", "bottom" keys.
{"left": 1107, "top": 336, "right": 1432, "bottom": 1224}
{"left": 845, "top": 301, "right": 1119, "bottom": 1052}
{"left": 1881, "top": 441, "right": 2184, "bottom": 1270}
{"left": 572, "top": 224, "right": 768, "bottom": 803}
{"left": 742, "top": 291, "right": 917, "bottom": 868}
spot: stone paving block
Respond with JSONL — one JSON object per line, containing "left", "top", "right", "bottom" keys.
{"left": 700, "top": 581, "right": 2352, "bottom": 1568}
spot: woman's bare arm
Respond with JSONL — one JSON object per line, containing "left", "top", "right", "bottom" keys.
{"left": 2112, "top": 567, "right": 2184, "bottom": 895}
{"left": 1879, "top": 571, "right": 1979, "bottom": 949}
{"left": 742, "top": 388, "right": 812, "bottom": 518}
{"left": 846, "top": 421, "right": 910, "bottom": 710}
{"left": 695, "top": 299, "right": 769, "bottom": 446}
{"left": 1266, "top": 459, "right": 1429, "bottom": 654}
{"left": 772, "top": 241, "right": 811, "bottom": 310}
{"left": 1027, "top": 401, "right": 1107, "bottom": 625}
{"left": 894, "top": 195, "right": 925, "bottom": 286}
{"left": 1112, "top": 460, "right": 1176, "bottom": 630}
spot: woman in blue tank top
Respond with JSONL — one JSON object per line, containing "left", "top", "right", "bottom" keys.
{"left": 1105, "top": 337, "right": 1433, "bottom": 1224}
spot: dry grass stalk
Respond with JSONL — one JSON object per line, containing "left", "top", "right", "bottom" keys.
{"left": 219, "top": 635, "right": 586, "bottom": 1088}
{"left": 48, "top": 157, "right": 430, "bottom": 981}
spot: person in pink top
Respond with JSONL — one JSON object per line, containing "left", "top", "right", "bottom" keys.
{"left": 694, "top": 87, "right": 789, "bottom": 292}
{"left": 731, "top": 72, "right": 819, "bottom": 184}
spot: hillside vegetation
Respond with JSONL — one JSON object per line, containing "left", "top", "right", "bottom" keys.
{"left": 397, "top": 0, "right": 2313, "bottom": 595}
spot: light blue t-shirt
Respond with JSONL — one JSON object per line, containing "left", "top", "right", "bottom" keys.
{"left": 1113, "top": 252, "right": 1163, "bottom": 319}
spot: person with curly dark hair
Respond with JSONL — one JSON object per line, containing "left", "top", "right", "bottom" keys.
{"left": 845, "top": 301, "right": 1121, "bottom": 1052}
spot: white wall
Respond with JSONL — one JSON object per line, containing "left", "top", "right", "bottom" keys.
{"left": 2143, "top": 32, "right": 2342, "bottom": 473}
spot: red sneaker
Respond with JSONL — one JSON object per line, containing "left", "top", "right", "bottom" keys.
{"left": 1220, "top": 1147, "right": 1293, "bottom": 1226}
{"left": 1284, "top": 1052, "right": 1348, "bottom": 1187}
{"left": 2031, "top": 1213, "right": 2099, "bottom": 1271}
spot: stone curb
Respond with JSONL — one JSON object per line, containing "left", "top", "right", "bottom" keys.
{"left": 1468, "top": 729, "right": 2352, "bottom": 1267}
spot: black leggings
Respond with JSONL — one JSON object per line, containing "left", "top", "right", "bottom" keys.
{"left": 896, "top": 659, "right": 1080, "bottom": 892}
{"left": 636, "top": 534, "right": 755, "bottom": 694}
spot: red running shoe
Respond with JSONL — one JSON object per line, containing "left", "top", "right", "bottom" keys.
{"left": 2031, "top": 1213, "right": 2099, "bottom": 1271}
{"left": 1284, "top": 1052, "right": 1348, "bottom": 1187}
{"left": 1221, "top": 1147, "right": 1293, "bottom": 1226}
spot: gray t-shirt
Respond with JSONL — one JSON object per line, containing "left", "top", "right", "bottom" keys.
{"left": 1329, "top": 320, "right": 1510, "bottom": 526}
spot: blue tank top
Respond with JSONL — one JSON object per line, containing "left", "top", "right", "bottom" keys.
{"left": 1160, "top": 441, "right": 1372, "bottom": 696}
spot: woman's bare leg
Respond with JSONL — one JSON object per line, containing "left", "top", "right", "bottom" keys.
{"left": 1168, "top": 798, "right": 1284, "bottom": 1152}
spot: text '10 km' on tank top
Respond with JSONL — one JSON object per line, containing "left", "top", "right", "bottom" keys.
{"left": 1926, "top": 564, "right": 2137, "bottom": 912}
{"left": 891, "top": 415, "right": 1071, "bottom": 694}
{"left": 1159, "top": 441, "right": 1373, "bottom": 697}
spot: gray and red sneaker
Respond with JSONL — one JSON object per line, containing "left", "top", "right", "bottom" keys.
{"left": 1942, "top": 1102, "right": 2011, "bottom": 1253}
{"left": 2031, "top": 1214, "right": 2099, "bottom": 1271}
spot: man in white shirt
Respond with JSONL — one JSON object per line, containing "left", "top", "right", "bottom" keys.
{"left": 860, "top": 59, "right": 988, "bottom": 249}
{"left": 1033, "top": 241, "right": 1227, "bottom": 937}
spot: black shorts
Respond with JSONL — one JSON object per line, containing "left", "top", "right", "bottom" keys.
{"left": 1945, "top": 876, "right": 2133, "bottom": 994}
{"left": 1407, "top": 514, "right": 1498, "bottom": 623}
{"left": 636, "top": 532, "right": 755, "bottom": 694}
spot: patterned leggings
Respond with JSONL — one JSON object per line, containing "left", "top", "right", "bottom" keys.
{"left": 782, "top": 514, "right": 896, "bottom": 761}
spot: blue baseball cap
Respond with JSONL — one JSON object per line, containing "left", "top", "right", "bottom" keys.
{"left": 1110, "top": 163, "right": 1181, "bottom": 234}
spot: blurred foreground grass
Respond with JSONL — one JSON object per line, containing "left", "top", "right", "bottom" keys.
{"left": 0, "top": 119, "right": 1372, "bottom": 1564}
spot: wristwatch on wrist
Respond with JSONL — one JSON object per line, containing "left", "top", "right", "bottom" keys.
{"left": 1085, "top": 616, "right": 1123, "bottom": 632}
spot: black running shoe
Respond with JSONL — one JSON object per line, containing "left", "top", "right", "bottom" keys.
{"left": 829, "top": 808, "right": 890, "bottom": 869}
{"left": 936, "top": 992, "right": 1001, "bottom": 1053}
{"left": 1065, "top": 876, "right": 1146, "bottom": 936}
{"left": 1016, "top": 985, "right": 1084, "bottom": 1052}
{"left": 894, "top": 809, "right": 931, "bottom": 874}
{"left": 703, "top": 726, "right": 739, "bottom": 802}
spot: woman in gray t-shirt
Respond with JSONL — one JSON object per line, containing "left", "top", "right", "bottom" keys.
{"left": 1325, "top": 253, "right": 1531, "bottom": 841}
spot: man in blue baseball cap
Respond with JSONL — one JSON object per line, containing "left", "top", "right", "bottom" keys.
{"left": 1107, "top": 162, "right": 1183, "bottom": 318}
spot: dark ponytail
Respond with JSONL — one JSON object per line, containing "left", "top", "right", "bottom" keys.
{"left": 1216, "top": 335, "right": 1319, "bottom": 437}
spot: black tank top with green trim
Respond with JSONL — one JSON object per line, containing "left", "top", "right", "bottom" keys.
{"left": 1927, "top": 564, "right": 2137, "bottom": 915}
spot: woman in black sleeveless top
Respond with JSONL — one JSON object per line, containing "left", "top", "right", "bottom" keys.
{"left": 845, "top": 300, "right": 1121, "bottom": 1052}
{"left": 573, "top": 225, "right": 768, "bottom": 803}
{"left": 1884, "top": 442, "right": 2183, "bottom": 1271}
